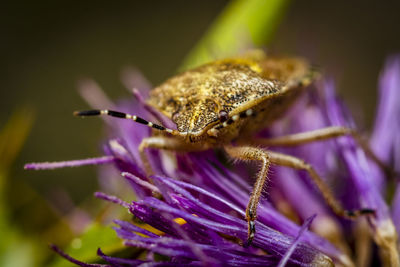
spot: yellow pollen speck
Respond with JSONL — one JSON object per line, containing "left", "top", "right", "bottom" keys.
{"left": 174, "top": 217, "right": 187, "bottom": 225}
{"left": 140, "top": 215, "right": 196, "bottom": 237}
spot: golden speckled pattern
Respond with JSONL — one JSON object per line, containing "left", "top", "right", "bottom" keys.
{"left": 147, "top": 55, "right": 312, "bottom": 135}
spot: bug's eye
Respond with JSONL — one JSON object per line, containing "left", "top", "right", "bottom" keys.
{"left": 219, "top": 110, "right": 229, "bottom": 122}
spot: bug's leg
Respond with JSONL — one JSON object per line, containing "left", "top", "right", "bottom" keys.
{"left": 138, "top": 138, "right": 155, "bottom": 176}
{"left": 252, "top": 126, "right": 352, "bottom": 146}
{"left": 139, "top": 136, "right": 202, "bottom": 175}
{"left": 267, "top": 150, "right": 375, "bottom": 218}
{"left": 252, "top": 126, "right": 390, "bottom": 175}
{"left": 224, "top": 145, "right": 271, "bottom": 247}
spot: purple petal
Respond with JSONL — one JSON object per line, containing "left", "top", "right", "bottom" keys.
{"left": 105, "top": 139, "right": 149, "bottom": 198}
{"left": 391, "top": 189, "right": 400, "bottom": 237}
{"left": 122, "top": 172, "right": 160, "bottom": 194}
{"left": 77, "top": 79, "right": 116, "bottom": 112}
{"left": 135, "top": 196, "right": 332, "bottom": 266}
{"left": 120, "top": 66, "right": 152, "bottom": 93}
{"left": 322, "top": 80, "right": 390, "bottom": 220}
{"left": 161, "top": 161, "right": 345, "bottom": 263}
{"left": 370, "top": 56, "right": 400, "bottom": 163}
{"left": 97, "top": 248, "right": 145, "bottom": 267}
{"left": 94, "top": 192, "right": 130, "bottom": 208}
{"left": 321, "top": 79, "right": 399, "bottom": 263}
{"left": 371, "top": 56, "right": 400, "bottom": 236}
{"left": 277, "top": 214, "right": 317, "bottom": 267}
{"left": 113, "top": 219, "right": 160, "bottom": 238}
{"left": 273, "top": 167, "right": 327, "bottom": 219}
{"left": 24, "top": 156, "right": 115, "bottom": 170}
{"left": 123, "top": 238, "right": 281, "bottom": 266}
{"left": 50, "top": 244, "right": 111, "bottom": 267}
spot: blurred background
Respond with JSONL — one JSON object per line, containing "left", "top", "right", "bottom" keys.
{"left": 1, "top": 1, "right": 400, "bottom": 266}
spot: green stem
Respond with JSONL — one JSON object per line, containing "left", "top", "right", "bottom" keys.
{"left": 181, "top": 0, "right": 290, "bottom": 70}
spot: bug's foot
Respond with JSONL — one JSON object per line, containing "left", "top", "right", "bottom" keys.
{"left": 244, "top": 220, "right": 255, "bottom": 248}
{"left": 344, "top": 208, "right": 375, "bottom": 219}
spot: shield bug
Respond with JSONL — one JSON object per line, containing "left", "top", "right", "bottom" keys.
{"left": 75, "top": 52, "right": 376, "bottom": 246}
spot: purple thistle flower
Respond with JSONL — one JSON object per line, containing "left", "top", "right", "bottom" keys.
{"left": 26, "top": 57, "right": 400, "bottom": 266}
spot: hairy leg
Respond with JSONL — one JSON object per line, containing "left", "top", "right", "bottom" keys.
{"left": 224, "top": 144, "right": 374, "bottom": 246}
{"left": 224, "top": 145, "right": 271, "bottom": 246}
{"left": 139, "top": 136, "right": 205, "bottom": 175}
{"left": 251, "top": 126, "right": 389, "bottom": 174}
{"left": 252, "top": 126, "right": 352, "bottom": 146}
{"left": 266, "top": 150, "right": 374, "bottom": 218}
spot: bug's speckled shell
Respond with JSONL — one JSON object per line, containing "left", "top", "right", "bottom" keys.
{"left": 147, "top": 55, "right": 313, "bottom": 137}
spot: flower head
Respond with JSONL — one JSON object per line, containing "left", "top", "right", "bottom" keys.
{"left": 26, "top": 56, "right": 400, "bottom": 266}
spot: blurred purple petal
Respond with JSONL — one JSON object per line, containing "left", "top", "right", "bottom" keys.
{"left": 373, "top": 56, "right": 400, "bottom": 239}
{"left": 94, "top": 192, "right": 130, "bottom": 208}
{"left": 321, "top": 79, "right": 399, "bottom": 265}
{"left": 370, "top": 56, "right": 400, "bottom": 163}
{"left": 120, "top": 66, "right": 152, "bottom": 93}
{"left": 322, "top": 80, "right": 389, "bottom": 219}
{"left": 78, "top": 79, "right": 116, "bottom": 112}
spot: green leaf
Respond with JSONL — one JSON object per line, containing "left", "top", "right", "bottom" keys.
{"left": 181, "top": 0, "right": 290, "bottom": 70}
{"left": 0, "top": 108, "right": 34, "bottom": 189}
{"left": 0, "top": 109, "right": 38, "bottom": 267}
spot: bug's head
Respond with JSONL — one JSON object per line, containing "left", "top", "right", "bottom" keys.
{"left": 171, "top": 98, "right": 224, "bottom": 142}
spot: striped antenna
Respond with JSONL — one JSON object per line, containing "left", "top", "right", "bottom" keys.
{"left": 73, "top": 109, "right": 181, "bottom": 136}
